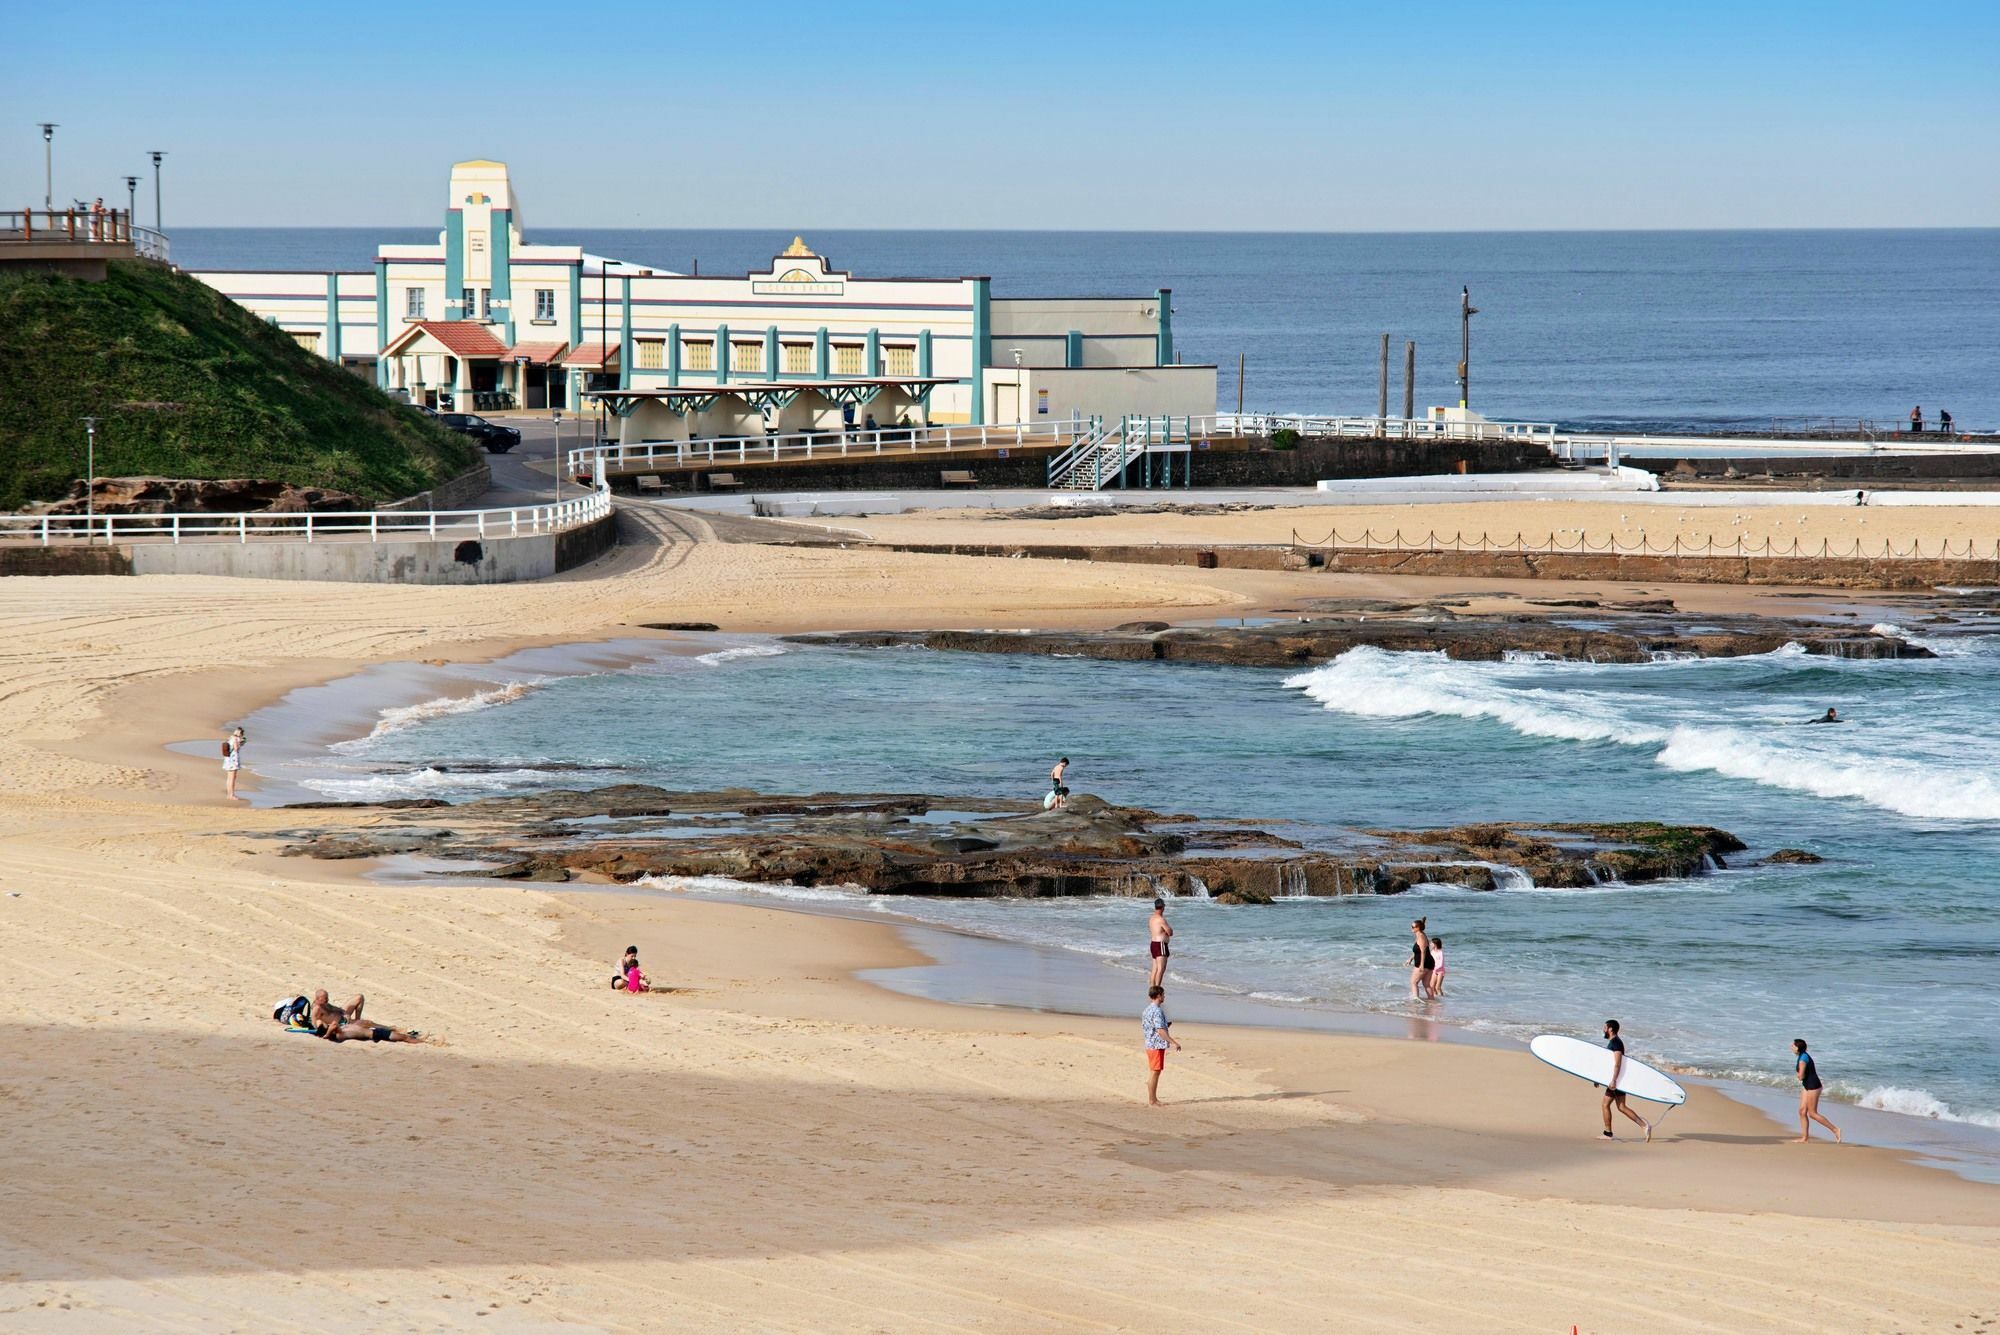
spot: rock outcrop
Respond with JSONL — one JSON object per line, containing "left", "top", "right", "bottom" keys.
{"left": 792, "top": 617, "right": 1931, "bottom": 666}
{"left": 266, "top": 784, "right": 1758, "bottom": 900}
{"left": 30, "top": 476, "right": 366, "bottom": 515}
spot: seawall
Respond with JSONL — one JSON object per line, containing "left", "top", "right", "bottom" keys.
{"left": 620, "top": 436, "right": 1557, "bottom": 494}
{"left": 2, "top": 512, "right": 616, "bottom": 584}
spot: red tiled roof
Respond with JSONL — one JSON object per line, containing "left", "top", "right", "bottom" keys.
{"left": 384, "top": 321, "right": 512, "bottom": 358}
{"left": 509, "top": 340, "right": 568, "bottom": 366}
{"left": 563, "top": 341, "right": 618, "bottom": 369}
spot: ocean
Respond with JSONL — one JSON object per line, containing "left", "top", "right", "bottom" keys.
{"left": 173, "top": 227, "right": 2000, "bottom": 431}
{"left": 259, "top": 629, "right": 2000, "bottom": 1159}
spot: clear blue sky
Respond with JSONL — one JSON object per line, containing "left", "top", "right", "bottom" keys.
{"left": 6, "top": 0, "right": 1996, "bottom": 230}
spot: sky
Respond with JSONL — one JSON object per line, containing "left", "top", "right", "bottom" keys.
{"left": 5, "top": 0, "right": 1996, "bottom": 231}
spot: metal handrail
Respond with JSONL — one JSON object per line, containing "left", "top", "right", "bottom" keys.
{"left": 1289, "top": 524, "right": 2000, "bottom": 563}
{"left": 1, "top": 208, "right": 169, "bottom": 261}
{"left": 565, "top": 417, "right": 1090, "bottom": 476}
{"left": 1, "top": 483, "right": 611, "bottom": 547}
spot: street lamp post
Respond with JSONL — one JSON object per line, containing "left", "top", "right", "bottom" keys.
{"left": 1456, "top": 286, "right": 1479, "bottom": 410}
{"left": 148, "top": 151, "right": 166, "bottom": 231}
{"left": 79, "top": 416, "right": 100, "bottom": 542}
{"left": 39, "top": 123, "right": 58, "bottom": 211}
{"left": 551, "top": 409, "right": 564, "bottom": 505}
{"left": 123, "top": 176, "right": 138, "bottom": 237}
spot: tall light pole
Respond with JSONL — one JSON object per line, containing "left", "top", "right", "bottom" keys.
{"left": 39, "top": 123, "right": 58, "bottom": 210}
{"left": 551, "top": 409, "right": 564, "bottom": 505}
{"left": 79, "top": 416, "right": 100, "bottom": 539}
{"left": 148, "top": 150, "right": 166, "bottom": 231}
{"left": 123, "top": 175, "right": 138, "bottom": 234}
{"left": 1456, "top": 286, "right": 1479, "bottom": 410}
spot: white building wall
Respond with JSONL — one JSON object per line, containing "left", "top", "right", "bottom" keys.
{"left": 981, "top": 365, "right": 1216, "bottom": 426}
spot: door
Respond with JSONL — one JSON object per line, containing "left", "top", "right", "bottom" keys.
{"left": 992, "top": 381, "right": 1020, "bottom": 424}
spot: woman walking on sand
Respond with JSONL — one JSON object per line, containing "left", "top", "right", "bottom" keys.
{"left": 1792, "top": 1039, "right": 1842, "bottom": 1144}
{"left": 222, "top": 726, "right": 246, "bottom": 801}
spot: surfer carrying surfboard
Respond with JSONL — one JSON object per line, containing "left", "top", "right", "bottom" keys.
{"left": 1600, "top": 1020, "right": 1654, "bottom": 1142}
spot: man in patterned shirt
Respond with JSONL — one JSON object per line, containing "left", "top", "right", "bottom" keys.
{"left": 1142, "top": 985, "right": 1181, "bottom": 1106}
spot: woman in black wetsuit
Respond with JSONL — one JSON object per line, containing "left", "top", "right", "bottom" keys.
{"left": 1408, "top": 918, "right": 1434, "bottom": 1000}
{"left": 1792, "top": 1038, "right": 1843, "bottom": 1144}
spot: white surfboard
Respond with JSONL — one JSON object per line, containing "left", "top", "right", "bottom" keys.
{"left": 1530, "top": 1034, "right": 1687, "bottom": 1106}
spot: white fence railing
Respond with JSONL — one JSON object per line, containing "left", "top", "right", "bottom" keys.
{"left": 567, "top": 416, "right": 1096, "bottom": 476}
{"left": 2, "top": 485, "right": 611, "bottom": 547}
{"left": 1211, "top": 412, "right": 1561, "bottom": 443}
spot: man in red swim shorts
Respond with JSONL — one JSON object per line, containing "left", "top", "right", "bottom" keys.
{"left": 1147, "top": 897, "right": 1173, "bottom": 988}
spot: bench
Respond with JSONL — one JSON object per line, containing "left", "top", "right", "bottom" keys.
{"left": 939, "top": 470, "right": 979, "bottom": 487}
{"left": 706, "top": 473, "right": 743, "bottom": 491}
{"left": 635, "top": 474, "right": 667, "bottom": 494}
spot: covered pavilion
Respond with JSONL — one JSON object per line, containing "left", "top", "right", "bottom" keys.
{"left": 587, "top": 376, "right": 954, "bottom": 443}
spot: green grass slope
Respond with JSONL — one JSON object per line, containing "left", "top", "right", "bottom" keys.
{"left": 0, "top": 260, "right": 480, "bottom": 510}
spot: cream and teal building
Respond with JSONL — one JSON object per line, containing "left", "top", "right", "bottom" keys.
{"left": 193, "top": 160, "right": 1214, "bottom": 438}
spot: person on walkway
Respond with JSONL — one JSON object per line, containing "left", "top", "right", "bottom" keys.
{"left": 1142, "top": 985, "right": 1180, "bottom": 1106}
{"left": 1601, "top": 1019, "right": 1653, "bottom": 1142}
{"left": 1427, "top": 936, "right": 1448, "bottom": 997}
{"left": 1792, "top": 1039, "right": 1842, "bottom": 1144}
{"left": 1148, "top": 898, "right": 1173, "bottom": 987}
{"left": 222, "top": 726, "right": 247, "bottom": 801}
{"left": 1409, "top": 918, "right": 1434, "bottom": 1000}
{"left": 1911, "top": 405, "right": 1924, "bottom": 434}
{"left": 1940, "top": 409, "right": 1954, "bottom": 435}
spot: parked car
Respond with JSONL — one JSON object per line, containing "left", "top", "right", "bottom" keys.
{"left": 439, "top": 412, "right": 521, "bottom": 453}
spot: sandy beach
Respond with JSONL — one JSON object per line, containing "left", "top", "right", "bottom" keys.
{"left": 3, "top": 506, "right": 1997, "bottom": 1332}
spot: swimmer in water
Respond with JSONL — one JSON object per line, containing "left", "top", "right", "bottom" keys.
{"left": 1808, "top": 707, "right": 1843, "bottom": 724}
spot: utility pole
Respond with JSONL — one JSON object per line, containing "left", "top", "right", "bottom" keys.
{"left": 1403, "top": 340, "right": 1416, "bottom": 420}
{"left": 148, "top": 151, "right": 166, "bottom": 230}
{"left": 1236, "top": 352, "right": 1245, "bottom": 418}
{"left": 39, "top": 123, "right": 58, "bottom": 210}
{"left": 1377, "top": 333, "right": 1390, "bottom": 426}
{"left": 1457, "top": 286, "right": 1478, "bottom": 409}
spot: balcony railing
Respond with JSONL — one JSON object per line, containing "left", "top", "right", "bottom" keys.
{"left": 1, "top": 208, "right": 170, "bottom": 262}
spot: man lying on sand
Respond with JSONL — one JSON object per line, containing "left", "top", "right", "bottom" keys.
{"left": 272, "top": 990, "right": 426, "bottom": 1043}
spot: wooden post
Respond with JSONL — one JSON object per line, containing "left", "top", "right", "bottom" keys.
{"left": 1378, "top": 334, "right": 1389, "bottom": 426}
{"left": 1403, "top": 341, "right": 1416, "bottom": 420}
{"left": 1236, "top": 353, "right": 1245, "bottom": 418}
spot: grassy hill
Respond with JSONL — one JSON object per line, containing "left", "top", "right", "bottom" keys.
{"left": 0, "top": 260, "right": 480, "bottom": 511}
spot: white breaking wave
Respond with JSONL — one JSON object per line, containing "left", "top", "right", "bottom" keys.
{"left": 1655, "top": 725, "right": 2000, "bottom": 821}
{"left": 1869, "top": 622, "right": 1998, "bottom": 658}
{"left": 694, "top": 644, "right": 788, "bottom": 667}
{"left": 1282, "top": 647, "right": 1666, "bottom": 745}
{"left": 334, "top": 680, "right": 540, "bottom": 751}
{"left": 1856, "top": 1085, "right": 2000, "bottom": 1130}
{"left": 634, "top": 872, "right": 874, "bottom": 904}
{"left": 1285, "top": 645, "right": 2000, "bottom": 821}
{"left": 300, "top": 765, "right": 563, "bottom": 802}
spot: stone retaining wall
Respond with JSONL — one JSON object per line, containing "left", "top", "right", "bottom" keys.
{"left": 378, "top": 459, "right": 494, "bottom": 512}
{"left": 867, "top": 539, "right": 1991, "bottom": 590}
{"left": 622, "top": 436, "right": 1555, "bottom": 494}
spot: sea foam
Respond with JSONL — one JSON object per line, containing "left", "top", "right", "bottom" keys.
{"left": 333, "top": 680, "right": 540, "bottom": 751}
{"left": 1284, "top": 645, "right": 2000, "bottom": 820}
{"left": 1857, "top": 1085, "right": 2000, "bottom": 1129}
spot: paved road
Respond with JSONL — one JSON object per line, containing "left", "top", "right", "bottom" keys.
{"left": 473, "top": 413, "right": 608, "bottom": 505}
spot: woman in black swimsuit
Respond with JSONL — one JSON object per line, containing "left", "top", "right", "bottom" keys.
{"left": 1792, "top": 1039, "right": 1842, "bottom": 1143}
{"left": 1408, "top": 918, "right": 1434, "bottom": 1000}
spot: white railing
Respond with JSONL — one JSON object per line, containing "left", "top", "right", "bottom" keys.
{"left": 1211, "top": 412, "right": 1561, "bottom": 443}
{"left": 2, "top": 485, "right": 611, "bottom": 547}
{"left": 567, "top": 417, "right": 1092, "bottom": 476}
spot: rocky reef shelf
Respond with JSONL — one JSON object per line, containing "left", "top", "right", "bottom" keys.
{"left": 262, "top": 784, "right": 1761, "bottom": 903}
